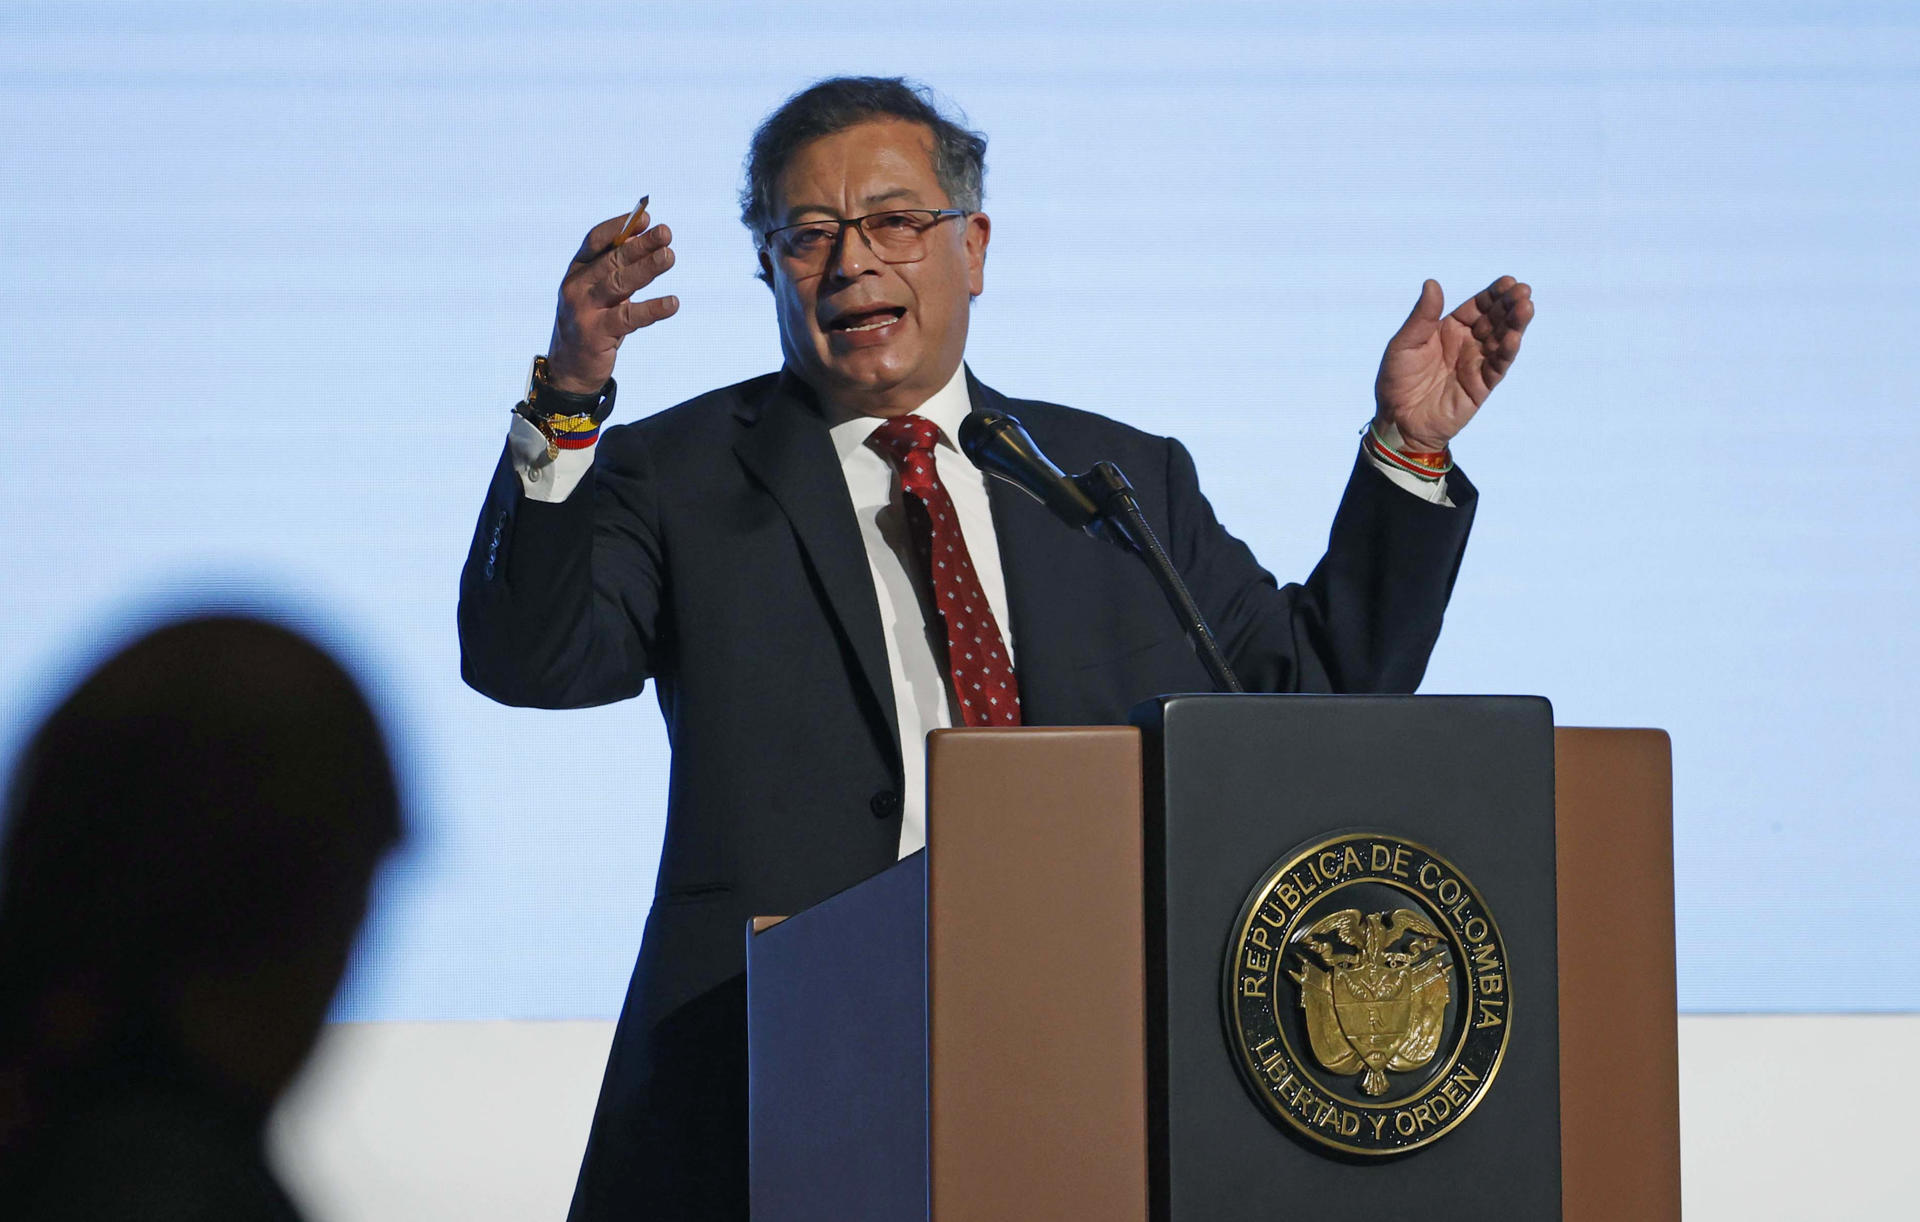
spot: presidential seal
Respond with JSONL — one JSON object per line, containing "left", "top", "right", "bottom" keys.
{"left": 1223, "top": 832, "right": 1511, "bottom": 1155}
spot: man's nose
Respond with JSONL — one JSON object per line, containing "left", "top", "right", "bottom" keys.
{"left": 824, "top": 221, "right": 879, "bottom": 282}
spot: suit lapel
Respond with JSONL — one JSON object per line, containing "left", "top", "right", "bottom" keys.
{"left": 733, "top": 372, "right": 901, "bottom": 771}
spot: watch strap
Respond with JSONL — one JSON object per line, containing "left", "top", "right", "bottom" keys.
{"left": 523, "top": 354, "right": 617, "bottom": 425}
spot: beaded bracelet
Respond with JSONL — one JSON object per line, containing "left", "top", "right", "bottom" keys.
{"left": 1363, "top": 421, "right": 1452, "bottom": 481}
{"left": 515, "top": 355, "right": 617, "bottom": 461}
{"left": 512, "top": 404, "right": 603, "bottom": 460}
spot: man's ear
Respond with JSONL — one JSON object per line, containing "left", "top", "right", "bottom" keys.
{"left": 757, "top": 249, "right": 774, "bottom": 287}
{"left": 965, "top": 212, "right": 991, "bottom": 298}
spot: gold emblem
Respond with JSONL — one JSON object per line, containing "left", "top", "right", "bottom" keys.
{"left": 1223, "top": 832, "right": 1511, "bottom": 1155}
{"left": 1292, "top": 908, "right": 1452, "bottom": 1096}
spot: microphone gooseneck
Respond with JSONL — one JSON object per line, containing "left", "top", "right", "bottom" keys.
{"left": 958, "top": 409, "right": 1244, "bottom": 694}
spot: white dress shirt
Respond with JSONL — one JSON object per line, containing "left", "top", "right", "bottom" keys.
{"left": 823, "top": 365, "right": 1010, "bottom": 856}
{"left": 507, "top": 363, "right": 1449, "bottom": 858}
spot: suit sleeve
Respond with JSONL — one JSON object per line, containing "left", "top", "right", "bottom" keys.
{"left": 457, "top": 424, "right": 665, "bottom": 708}
{"left": 1163, "top": 439, "right": 1476, "bottom": 694}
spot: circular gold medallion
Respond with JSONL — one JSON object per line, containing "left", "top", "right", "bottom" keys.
{"left": 1223, "top": 831, "right": 1511, "bottom": 1155}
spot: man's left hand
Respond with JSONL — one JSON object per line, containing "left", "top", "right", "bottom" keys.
{"left": 1373, "top": 276, "right": 1534, "bottom": 452}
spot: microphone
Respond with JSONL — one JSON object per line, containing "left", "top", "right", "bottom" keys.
{"left": 958, "top": 409, "right": 1102, "bottom": 530}
{"left": 957, "top": 408, "right": 1245, "bottom": 693}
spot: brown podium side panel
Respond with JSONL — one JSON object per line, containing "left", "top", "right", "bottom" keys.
{"left": 1555, "top": 728, "right": 1681, "bottom": 1222}
{"left": 927, "top": 727, "right": 1148, "bottom": 1222}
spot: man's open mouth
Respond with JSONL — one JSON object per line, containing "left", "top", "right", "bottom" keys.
{"left": 827, "top": 307, "right": 906, "bottom": 332}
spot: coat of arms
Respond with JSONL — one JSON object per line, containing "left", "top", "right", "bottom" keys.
{"left": 1224, "top": 832, "right": 1508, "bottom": 1154}
{"left": 1288, "top": 908, "right": 1453, "bottom": 1096}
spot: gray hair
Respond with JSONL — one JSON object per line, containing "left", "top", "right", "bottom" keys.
{"left": 740, "top": 76, "right": 987, "bottom": 251}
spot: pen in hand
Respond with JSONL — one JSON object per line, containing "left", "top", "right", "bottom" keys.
{"left": 617, "top": 194, "right": 651, "bottom": 245}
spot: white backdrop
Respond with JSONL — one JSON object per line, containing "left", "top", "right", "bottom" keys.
{"left": 2, "top": 1, "right": 1915, "bottom": 1018}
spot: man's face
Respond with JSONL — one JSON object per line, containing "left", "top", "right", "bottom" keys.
{"left": 761, "top": 118, "right": 990, "bottom": 418}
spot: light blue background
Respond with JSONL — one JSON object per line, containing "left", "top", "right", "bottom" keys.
{"left": 2, "top": 2, "right": 1915, "bottom": 1016}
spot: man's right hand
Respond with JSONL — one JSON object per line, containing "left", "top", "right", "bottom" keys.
{"left": 545, "top": 208, "right": 680, "bottom": 394}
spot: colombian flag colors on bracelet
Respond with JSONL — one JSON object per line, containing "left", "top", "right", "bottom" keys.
{"left": 547, "top": 414, "right": 601, "bottom": 450}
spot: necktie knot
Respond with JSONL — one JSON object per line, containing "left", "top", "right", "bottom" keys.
{"left": 868, "top": 414, "right": 943, "bottom": 465}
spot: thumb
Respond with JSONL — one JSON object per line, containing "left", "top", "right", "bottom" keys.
{"left": 1388, "top": 279, "right": 1443, "bottom": 348}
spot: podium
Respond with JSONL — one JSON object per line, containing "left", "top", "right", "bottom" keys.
{"left": 746, "top": 696, "right": 1679, "bottom": 1221}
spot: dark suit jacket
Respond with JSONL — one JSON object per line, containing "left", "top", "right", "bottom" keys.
{"left": 458, "top": 368, "right": 1475, "bottom": 1221}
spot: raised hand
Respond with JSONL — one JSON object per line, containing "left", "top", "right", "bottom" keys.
{"left": 546, "top": 206, "right": 681, "bottom": 394}
{"left": 1373, "top": 276, "right": 1534, "bottom": 452}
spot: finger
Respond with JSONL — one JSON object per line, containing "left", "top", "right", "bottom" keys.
{"left": 1503, "top": 282, "right": 1534, "bottom": 333}
{"left": 1466, "top": 279, "right": 1531, "bottom": 342}
{"left": 570, "top": 225, "right": 673, "bottom": 303}
{"left": 1489, "top": 301, "right": 1532, "bottom": 371}
{"left": 1509, "top": 290, "right": 1535, "bottom": 332}
{"left": 1484, "top": 291, "right": 1532, "bottom": 349}
{"left": 1388, "top": 279, "right": 1444, "bottom": 348}
{"left": 591, "top": 230, "right": 675, "bottom": 305}
{"left": 1457, "top": 274, "right": 1520, "bottom": 326}
{"left": 572, "top": 212, "right": 643, "bottom": 266}
{"left": 615, "top": 293, "right": 680, "bottom": 335}
{"left": 1446, "top": 277, "right": 1497, "bottom": 331}
{"left": 616, "top": 221, "right": 673, "bottom": 260}
{"left": 1480, "top": 286, "right": 1534, "bottom": 383}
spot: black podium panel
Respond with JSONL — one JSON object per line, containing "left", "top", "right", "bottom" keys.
{"left": 1134, "top": 695, "right": 1561, "bottom": 1222}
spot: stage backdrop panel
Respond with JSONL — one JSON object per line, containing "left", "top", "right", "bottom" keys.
{"left": 1, "top": 1, "right": 1914, "bottom": 1019}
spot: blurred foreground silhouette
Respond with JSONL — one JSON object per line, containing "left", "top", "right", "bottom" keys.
{"left": 0, "top": 616, "right": 403, "bottom": 1221}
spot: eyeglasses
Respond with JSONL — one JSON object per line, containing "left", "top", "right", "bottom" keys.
{"left": 761, "top": 209, "right": 969, "bottom": 273}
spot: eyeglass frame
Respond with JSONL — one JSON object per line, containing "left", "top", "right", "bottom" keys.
{"left": 758, "top": 208, "right": 972, "bottom": 271}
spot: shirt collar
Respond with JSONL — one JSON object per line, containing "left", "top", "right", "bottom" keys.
{"left": 826, "top": 363, "right": 973, "bottom": 466}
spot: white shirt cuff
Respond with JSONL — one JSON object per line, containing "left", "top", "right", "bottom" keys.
{"left": 1366, "top": 453, "right": 1453, "bottom": 506}
{"left": 510, "top": 415, "right": 597, "bottom": 503}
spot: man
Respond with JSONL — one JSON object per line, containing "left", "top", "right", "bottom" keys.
{"left": 0, "top": 616, "right": 403, "bottom": 1221}
{"left": 459, "top": 76, "right": 1531, "bottom": 1221}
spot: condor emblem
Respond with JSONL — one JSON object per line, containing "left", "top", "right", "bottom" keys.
{"left": 1224, "top": 832, "right": 1511, "bottom": 1154}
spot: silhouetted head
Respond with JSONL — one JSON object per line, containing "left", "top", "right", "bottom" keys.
{"left": 0, "top": 615, "right": 402, "bottom": 1146}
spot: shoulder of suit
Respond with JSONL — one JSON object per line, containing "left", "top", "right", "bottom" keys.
{"left": 989, "top": 392, "right": 1174, "bottom": 457}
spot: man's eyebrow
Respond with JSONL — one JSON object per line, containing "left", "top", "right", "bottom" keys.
{"left": 779, "top": 201, "right": 834, "bottom": 224}
{"left": 779, "top": 187, "right": 925, "bottom": 224}
{"left": 862, "top": 187, "right": 922, "bottom": 208}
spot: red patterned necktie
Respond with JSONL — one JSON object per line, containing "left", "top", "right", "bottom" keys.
{"left": 868, "top": 414, "right": 1022, "bottom": 727}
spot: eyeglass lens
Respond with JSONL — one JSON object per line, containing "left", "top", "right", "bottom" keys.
{"left": 772, "top": 211, "right": 947, "bottom": 267}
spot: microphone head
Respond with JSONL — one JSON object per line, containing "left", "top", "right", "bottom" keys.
{"left": 956, "top": 408, "right": 1007, "bottom": 467}
{"left": 957, "top": 408, "right": 1101, "bottom": 529}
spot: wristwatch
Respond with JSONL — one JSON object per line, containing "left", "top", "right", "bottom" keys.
{"left": 520, "top": 354, "right": 616, "bottom": 423}
{"left": 514, "top": 355, "right": 618, "bottom": 461}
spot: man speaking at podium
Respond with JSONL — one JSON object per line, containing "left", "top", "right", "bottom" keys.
{"left": 459, "top": 76, "right": 1532, "bottom": 1222}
